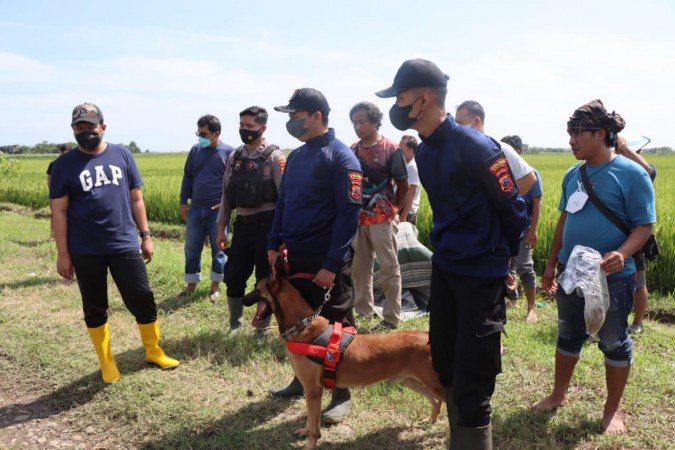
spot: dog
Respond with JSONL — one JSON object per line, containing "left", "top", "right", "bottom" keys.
{"left": 242, "top": 256, "right": 444, "bottom": 450}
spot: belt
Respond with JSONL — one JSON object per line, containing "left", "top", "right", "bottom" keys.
{"left": 236, "top": 210, "right": 275, "bottom": 225}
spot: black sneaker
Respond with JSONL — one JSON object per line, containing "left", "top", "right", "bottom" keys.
{"left": 374, "top": 320, "right": 397, "bottom": 331}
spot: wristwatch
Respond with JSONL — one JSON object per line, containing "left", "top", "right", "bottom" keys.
{"left": 140, "top": 230, "right": 153, "bottom": 238}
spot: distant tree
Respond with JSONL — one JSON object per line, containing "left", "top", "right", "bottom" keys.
{"left": 643, "top": 146, "right": 673, "bottom": 154}
{"left": 123, "top": 141, "right": 141, "bottom": 153}
{"left": 528, "top": 146, "right": 570, "bottom": 153}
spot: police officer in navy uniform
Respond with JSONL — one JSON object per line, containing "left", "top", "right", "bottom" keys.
{"left": 377, "top": 60, "right": 527, "bottom": 450}
{"left": 268, "top": 88, "right": 363, "bottom": 423}
{"left": 216, "top": 106, "right": 286, "bottom": 335}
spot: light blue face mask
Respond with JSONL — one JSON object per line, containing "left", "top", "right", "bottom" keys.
{"left": 198, "top": 136, "right": 212, "bottom": 148}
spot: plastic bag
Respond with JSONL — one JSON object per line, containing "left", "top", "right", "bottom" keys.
{"left": 558, "top": 245, "right": 609, "bottom": 336}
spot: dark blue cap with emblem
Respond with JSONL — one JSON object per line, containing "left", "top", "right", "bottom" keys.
{"left": 274, "top": 88, "right": 330, "bottom": 116}
{"left": 376, "top": 59, "right": 449, "bottom": 98}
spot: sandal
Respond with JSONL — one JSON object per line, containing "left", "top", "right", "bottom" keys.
{"left": 176, "top": 289, "right": 194, "bottom": 300}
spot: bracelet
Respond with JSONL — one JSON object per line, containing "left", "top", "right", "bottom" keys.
{"left": 140, "top": 230, "right": 153, "bottom": 238}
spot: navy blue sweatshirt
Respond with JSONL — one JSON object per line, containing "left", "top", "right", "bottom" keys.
{"left": 416, "top": 116, "right": 527, "bottom": 277}
{"left": 268, "top": 129, "right": 362, "bottom": 273}
{"left": 180, "top": 142, "right": 234, "bottom": 208}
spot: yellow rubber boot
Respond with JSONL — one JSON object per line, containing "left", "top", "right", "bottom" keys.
{"left": 137, "top": 321, "right": 180, "bottom": 369}
{"left": 87, "top": 323, "right": 121, "bottom": 384}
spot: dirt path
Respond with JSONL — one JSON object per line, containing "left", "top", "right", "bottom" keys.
{"left": 0, "top": 382, "right": 107, "bottom": 450}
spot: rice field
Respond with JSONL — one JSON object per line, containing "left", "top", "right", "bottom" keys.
{"left": 2, "top": 152, "right": 674, "bottom": 292}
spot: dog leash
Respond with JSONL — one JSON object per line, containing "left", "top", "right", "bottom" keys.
{"left": 281, "top": 285, "right": 333, "bottom": 340}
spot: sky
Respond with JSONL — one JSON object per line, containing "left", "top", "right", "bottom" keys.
{"left": 1, "top": 0, "right": 674, "bottom": 152}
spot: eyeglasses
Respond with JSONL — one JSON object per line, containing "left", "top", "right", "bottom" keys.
{"left": 195, "top": 131, "right": 213, "bottom": 138}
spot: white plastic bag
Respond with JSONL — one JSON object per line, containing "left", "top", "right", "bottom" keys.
{"left": 558, "top": 245, "right": 610, "bottom": 336}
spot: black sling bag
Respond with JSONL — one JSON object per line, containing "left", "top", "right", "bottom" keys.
{"left": 579, "top": 164, "right": 660, "bottom": 267}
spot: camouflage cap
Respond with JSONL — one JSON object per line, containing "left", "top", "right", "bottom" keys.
{"left": 567, "top": 99, "right": 625, "bottom": 135}
{"left": 71, "top": 103, "right": 104, "bottom": 126}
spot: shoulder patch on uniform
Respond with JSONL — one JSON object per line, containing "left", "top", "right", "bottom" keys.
{"left": 278, "top": 158, "right": 286, "bottom": 174}
{"left": 348, "top": 170, "right": 363, "bottom": 200}
{"left": 488, "top": 157, "right": 514, "bottom": 193}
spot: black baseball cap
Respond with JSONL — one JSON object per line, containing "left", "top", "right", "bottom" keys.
{"left": 274, "top": 88, "right": 330, "bottom": 116}
{"left": 375, "top": 59, "right": 450, "bottom": 98}
{"left": 71, "top": 103, "right": 104, "bottom": 126}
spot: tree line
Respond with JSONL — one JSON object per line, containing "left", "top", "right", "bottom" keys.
{"left": 0, "top": 141, "right": 144, "bottom": 154}
{"left": 523, "top": 145, "right": 673, "bottom": 154}
{"left": 1, "top": 141, "right": 671, "bottom": 155}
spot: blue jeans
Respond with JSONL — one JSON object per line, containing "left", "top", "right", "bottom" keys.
{"left": 556, "top": 275, "right": 636, "bottom": 367}
{"left": 184, "top": 206, "right": 226, "bottom": 283}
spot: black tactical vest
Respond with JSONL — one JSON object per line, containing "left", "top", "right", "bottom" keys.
{"left": 225, "top": 145, "right": 279, "bottom": 208}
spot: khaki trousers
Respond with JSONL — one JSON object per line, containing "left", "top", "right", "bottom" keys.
{"left": 352, "top": 220, "right": 402, "bottom": 325}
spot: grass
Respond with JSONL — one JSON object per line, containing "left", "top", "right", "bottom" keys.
{"left": 1, "top": 211, "right": 674, "bottom": 449}
{"left": 2, "top": 153, "right": 674, "bottom": 293}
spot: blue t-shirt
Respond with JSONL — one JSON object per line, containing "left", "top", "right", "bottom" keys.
{"left": 49, "top": 144, "right": 144, "bottom": 254}
{"left": 268, "top": 129, "right": 362, "bottom": 273}
{"left": 558, "top": 155, "right": 656, "bottom": 278}
{"left": 523, "top": 168, "right": 543, "bottom": 226}
{"left": 180, "top": 142, "right": 233, "bottom": 208}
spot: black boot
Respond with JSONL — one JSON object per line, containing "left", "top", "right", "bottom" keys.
{"left": 321, "top": 387, "right": 351, "bottom": 423}
{"left": 227, "top": 296, "right": 243, "bottom": 332}
{"left": 455, "top": 423, "right": 492, "bottom": 450}
{"left": 445, "top": 388, "right": 459, "bottom": 450}
{"left": 269, "top": 376, "right": 304, "bottom": 398}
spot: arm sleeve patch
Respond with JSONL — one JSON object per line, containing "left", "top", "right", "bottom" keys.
{"left": 347, "top": 169, "right": 364, "bottom": 204}
{"left": 487, "top": 155, "right": 515, "bottom": 194}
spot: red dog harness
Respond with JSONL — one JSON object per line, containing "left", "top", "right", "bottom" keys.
{"left": 286, "top": 322, "right": 357, "bottom": 390}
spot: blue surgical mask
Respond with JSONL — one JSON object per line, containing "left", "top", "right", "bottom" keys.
{"left": 198, "top": 136, "right": 212, "bottom": 148}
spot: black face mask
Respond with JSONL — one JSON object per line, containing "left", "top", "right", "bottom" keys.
{"left": 389, "top": 97, "right": 422, "bottom": 131}
{"left": 239, "top": 128, "right": 263, "bottom": 144}
{"left": 75, "top": 130, "right": 101, "bottom": 151}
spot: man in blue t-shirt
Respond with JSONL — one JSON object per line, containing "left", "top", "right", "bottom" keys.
{"left": 615, "top": 136, "right": 657, "bottom": 335}
{"left": 178, "top": 115, "right": 233, "bottom": 300}
{"left": 50, "top": 103, "right": 179, "bottom": 384}
{"left": 502, "top": 135, "right": 543, "bottom": 323}
{"left": 267, "top": 88, "right": 362, "bottom": 424}
{"left": 532, "top": 100, "right": 656, "bottom": 436}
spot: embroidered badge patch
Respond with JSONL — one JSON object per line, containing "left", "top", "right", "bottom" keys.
{"left": 234, "top": 160, "right": 241, "bottom": 171}
{"left": 278, "top": 159, "right": 286, "bottom": 174}
{"left": 348, "top": 170, "right": 363, "bottom": 200}
{"left": 489, "top": 158, "right": 514, "bottom": 193}
{"left": 245, "top": 160, "right": 257, "bottom": 171}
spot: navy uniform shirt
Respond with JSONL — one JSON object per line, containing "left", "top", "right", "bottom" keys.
{"left": 416, "top": 116, "right": 527, "bottom": 278}
{"left": 268, "top": 129, "right": 362, "bottom": 273}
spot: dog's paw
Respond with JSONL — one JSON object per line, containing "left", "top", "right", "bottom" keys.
{"left": 294, "top": 427, "right": 309, "bottom": 438}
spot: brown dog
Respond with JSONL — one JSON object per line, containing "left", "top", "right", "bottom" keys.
{"left": 242, "top": 257, "right": 444, "bottom": 450}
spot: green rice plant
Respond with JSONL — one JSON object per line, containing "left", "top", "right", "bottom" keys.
{"left": 414, "top": 154, "right": 675, "bottom": 294}
{"left": 2, "top": 152, "right": 674, "bottom": 292}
